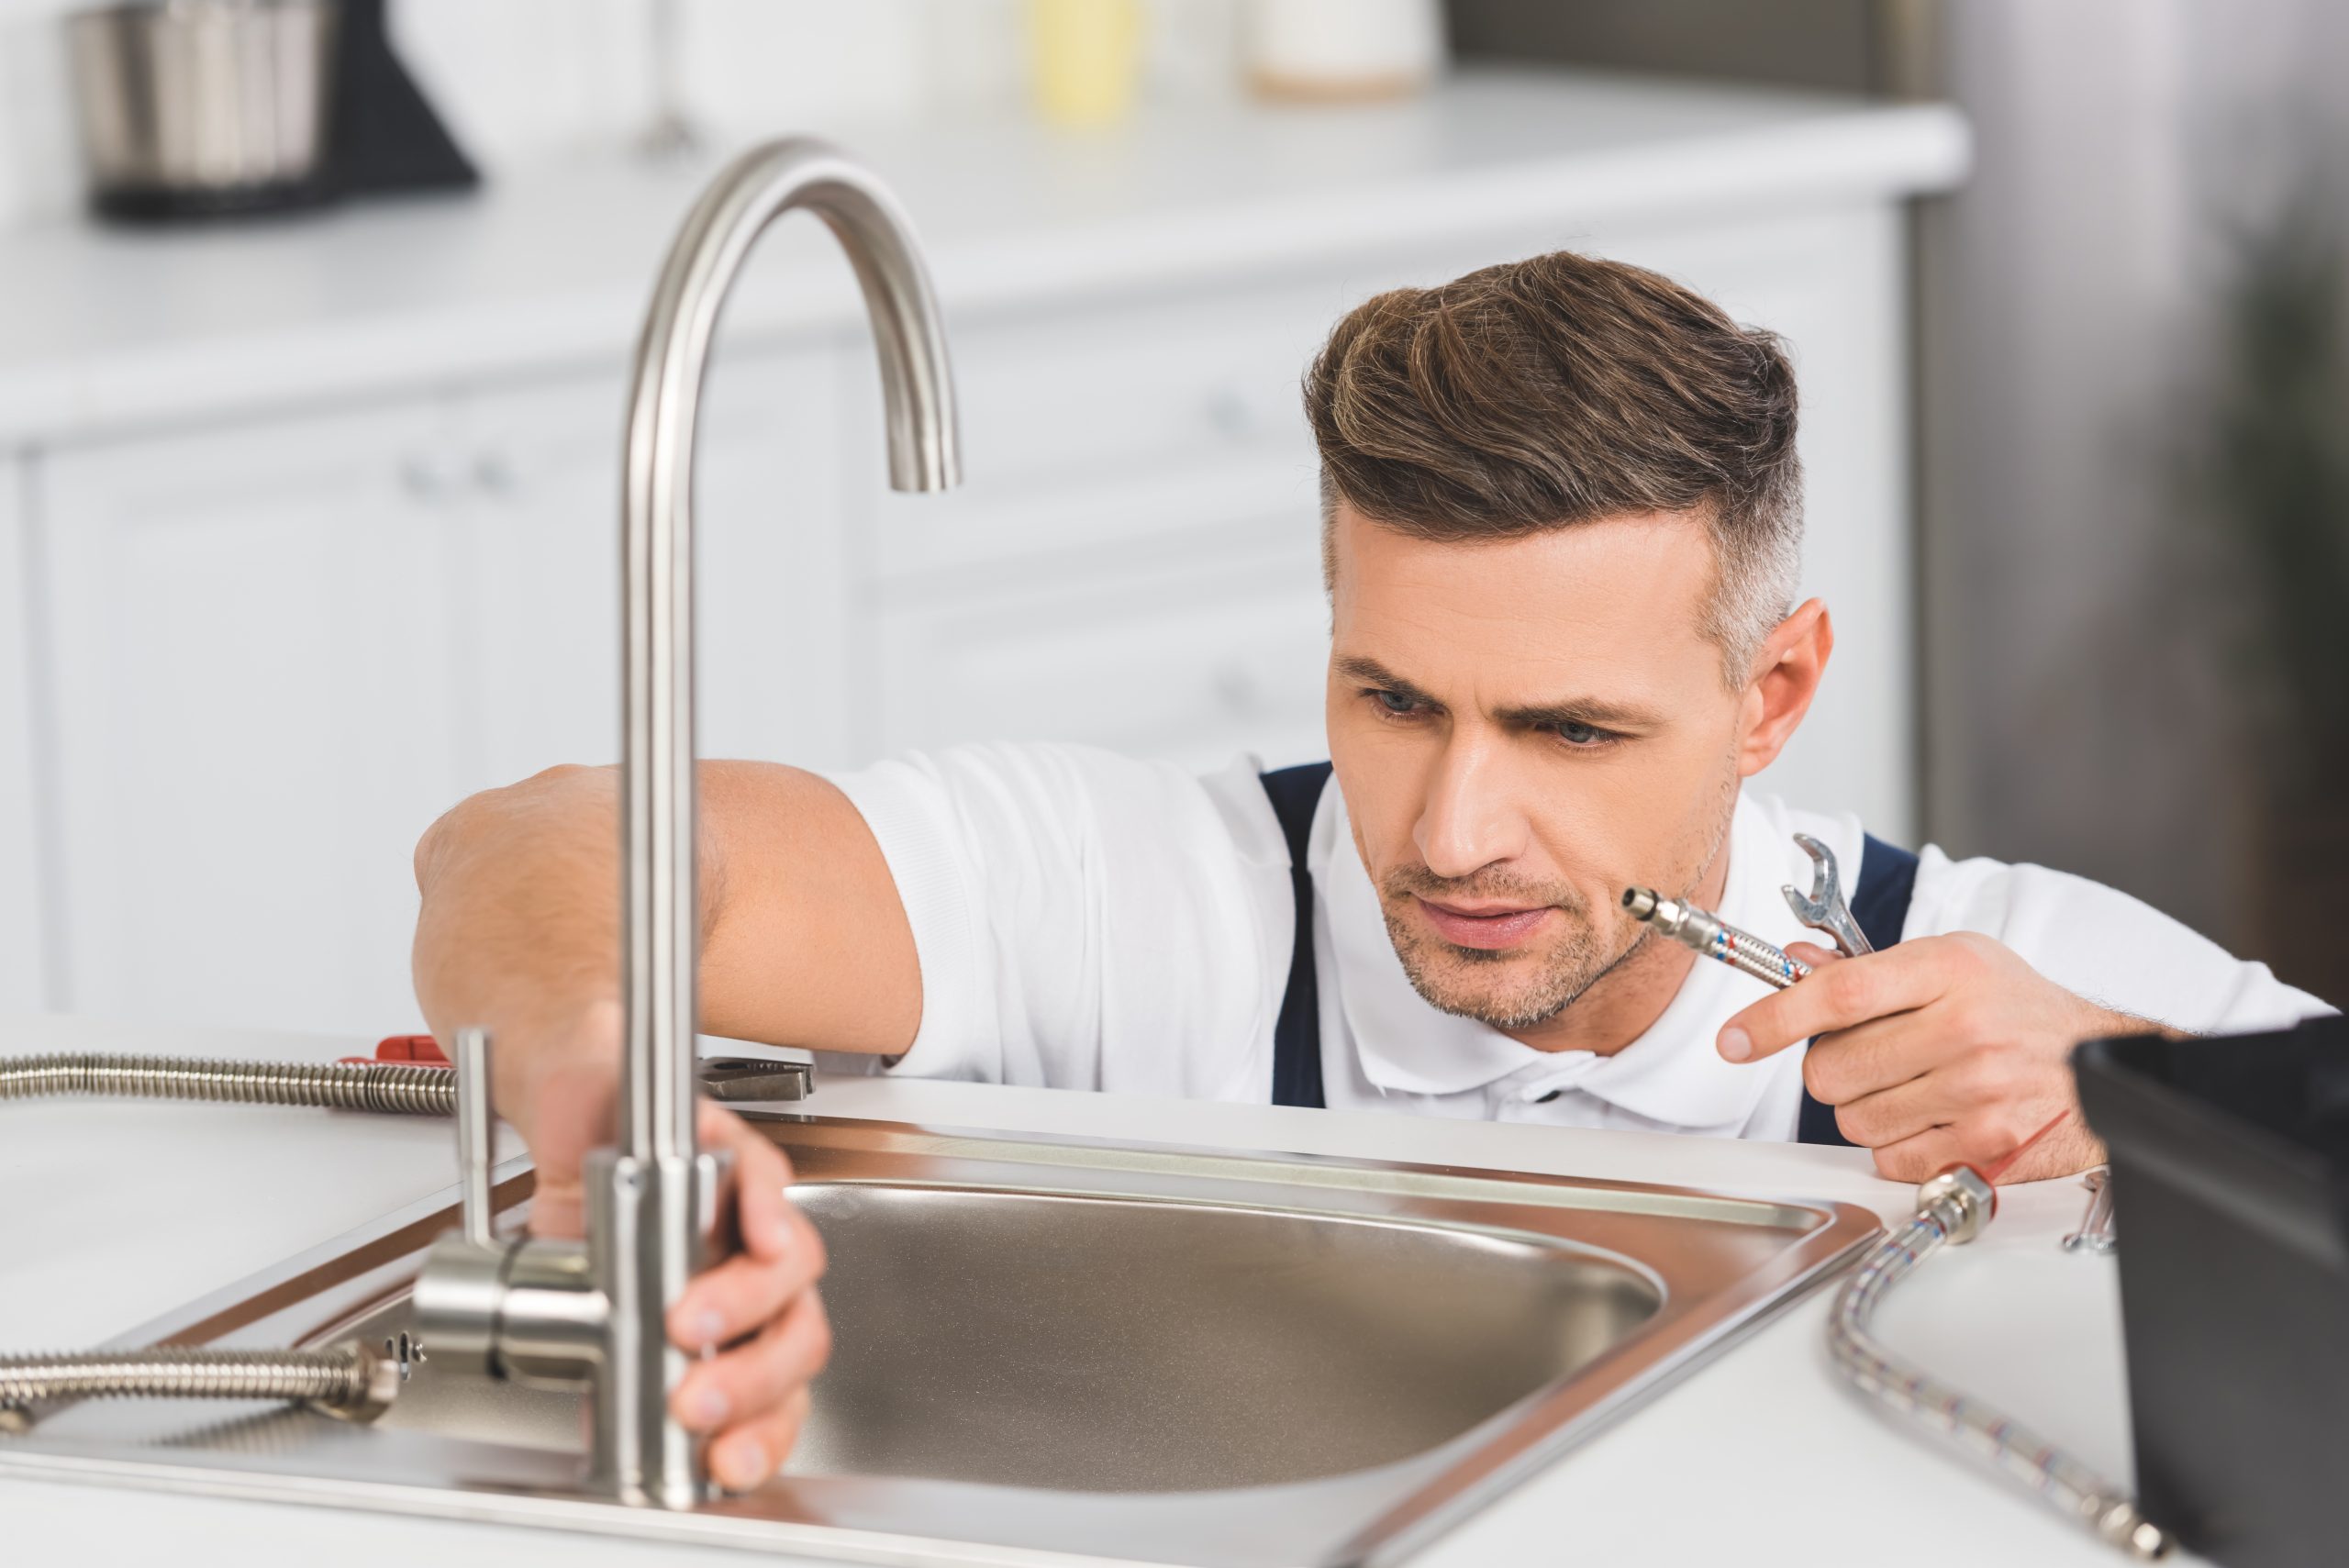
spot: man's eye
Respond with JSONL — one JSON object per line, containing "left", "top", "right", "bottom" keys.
{"left": 1555, "top": 720, "right": 1609, "bottom": 747}
{"left": 1372, "top": 689, "right": 1419, "bottom": 716}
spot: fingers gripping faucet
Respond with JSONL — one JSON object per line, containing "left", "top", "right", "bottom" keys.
{"left": 411, "top": 1027, "right": 737, "bottom": 1501}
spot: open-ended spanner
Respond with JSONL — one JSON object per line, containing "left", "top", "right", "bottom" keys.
{"left": 1781, "top": 833, "right": 1875, "bottom": 958}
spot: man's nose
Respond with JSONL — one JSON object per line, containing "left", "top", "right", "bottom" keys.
{"left": 1414, "top": 737, "right": 1530, "bottom": 881}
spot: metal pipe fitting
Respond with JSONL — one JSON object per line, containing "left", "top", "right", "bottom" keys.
{"left": 1621, "top": 886, "right": 1812, "bottom": 991}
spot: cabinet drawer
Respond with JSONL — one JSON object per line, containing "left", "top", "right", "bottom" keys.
{"left": 874, "top": 537, "right": 1330, "bottom": 774}
{"left": 869, "top": 277, "right": 1344, "bottom": 578}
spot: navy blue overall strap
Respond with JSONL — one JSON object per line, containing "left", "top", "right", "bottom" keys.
{"left": 1795, "top": 834, "right": 1920, "bottom": 1147}
{"left": 1264, "top": 762, "right": 1335, "bottom": 1109}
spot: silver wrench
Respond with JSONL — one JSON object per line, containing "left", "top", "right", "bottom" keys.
{"left": 1780, "top": 833, "right": 1876, "bottom": 958}
{"left": 2064, "top": 1166, "right": 2118, "bottom": 1254}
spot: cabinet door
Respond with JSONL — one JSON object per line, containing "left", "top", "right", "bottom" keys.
{"left": 458, "top": 341, "right": 851, "bottom": 788}
{"left": 0, "top": 458, "right": 46, "bottom": 1013}
{"left": 39, "top": 401, "right": 471, "bottom": 1037}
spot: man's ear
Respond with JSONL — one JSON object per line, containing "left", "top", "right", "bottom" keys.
{"left": 1736, "top": 598, "right": 1831, "bottom": 779}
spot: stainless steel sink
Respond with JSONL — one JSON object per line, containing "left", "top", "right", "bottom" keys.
{"left": 0, "top": 1115, "right": 1878, "bottom": 1566}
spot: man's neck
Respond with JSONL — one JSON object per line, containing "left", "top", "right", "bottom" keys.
{"left": 1502, "top": 824, "right": 1736, "bottom": 1059}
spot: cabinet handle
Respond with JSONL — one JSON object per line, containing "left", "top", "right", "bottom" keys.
{"left": 1211, "top": 664, "right": 1264, "bottom": 717}
{"left": 1205, "top": 388, "right": 1259, "bottom": 442}
{"left": 399, "top": 453, "right": 460, "bottom": 503}
{"left": 473, "top": 451, "right": 517, "bottom": 496}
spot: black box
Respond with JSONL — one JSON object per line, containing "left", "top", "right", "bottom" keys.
{"left": 2073, "top": 1017, "right": 2349, "bottom": 1568}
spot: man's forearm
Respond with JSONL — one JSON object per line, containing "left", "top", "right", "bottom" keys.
{"left": 412, "top": 764, "right": 628, "bottom": 1126}
{"left": 411, "top": 760, "right": 923, "bottom": 1133}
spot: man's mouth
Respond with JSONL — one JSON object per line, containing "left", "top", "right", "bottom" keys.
{"left": 1414, "top": 896, "right": 1557, "bottom": 951}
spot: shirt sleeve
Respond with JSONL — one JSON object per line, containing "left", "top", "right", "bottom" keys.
{"left": 826, "top": 741, "right": 1286, "bottom": 1098}
{"left": 1907, "top": 848, "right": 2333, "bottom": 1034}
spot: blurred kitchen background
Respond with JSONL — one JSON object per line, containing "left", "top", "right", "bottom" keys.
{"left": 0, "top": 0, "right": 2342, "bottom": 1041}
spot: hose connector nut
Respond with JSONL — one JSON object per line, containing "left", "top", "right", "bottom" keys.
{"left": 1916, "top": 1163, "right": 1998, "bottom": 1244}
{"left": 313, "top": 1340, "right": 405, "bottom": 1424}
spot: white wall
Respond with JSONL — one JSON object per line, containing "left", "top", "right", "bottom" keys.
{"left": 0, "top": 0, "right": 1250, "bottom": 229}
{"left": 1917, "top": 0, "right": 2349, "bottom": 940}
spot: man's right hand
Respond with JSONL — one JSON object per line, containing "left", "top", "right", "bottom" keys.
{"left": 517, "top": 1006, "right": 831, "bottom": 1490}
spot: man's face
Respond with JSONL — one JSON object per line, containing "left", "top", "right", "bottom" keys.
{"left": 1325, "top": 504, "right": 1758, "bottom": 1035}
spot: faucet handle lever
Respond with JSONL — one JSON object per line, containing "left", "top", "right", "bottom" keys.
{"left": 452, "top": 1026, "right": 497, "bottom": 1247}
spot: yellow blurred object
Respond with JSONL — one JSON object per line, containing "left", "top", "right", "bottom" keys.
{"left": 1029, "top": 0, "right": 1143, "bottom": 128}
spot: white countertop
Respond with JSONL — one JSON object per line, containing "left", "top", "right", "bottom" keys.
{"left": 2, "top": 1010, "right": 2169, "bottom": 1567}
{"left": 0, "top": 68, "right": 1966, "bottom": 450}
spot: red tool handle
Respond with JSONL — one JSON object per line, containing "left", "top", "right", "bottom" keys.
{"left": 339, "top": 1034, "right": 452, "bottom": 1068}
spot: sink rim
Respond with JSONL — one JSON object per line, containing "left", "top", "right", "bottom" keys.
{"left": 0, "top": 1113, "right": 1883, "bottom": 1568}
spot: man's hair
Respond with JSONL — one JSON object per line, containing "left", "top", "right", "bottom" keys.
{"left": 1303, "top": 250, "right": 1803, "bottom": 682}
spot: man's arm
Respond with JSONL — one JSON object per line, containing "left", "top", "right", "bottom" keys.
{"left": 412, "top": 760, "right": 921, "bottom": 1109}
{"left": 408, "top": 758, "right": 919, "bottom": 1485}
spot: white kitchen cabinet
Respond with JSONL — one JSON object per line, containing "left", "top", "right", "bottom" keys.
{"left": 6, "top": 74, "right": 1961, "bottom": 1039}
{"left": 39, "top": 400, "right": 476, "bottom": 1037}
{"left": 454, "top": 340, "right": 852, "bottom": 787}
{"left": 849, "top": 206, "right": 1916, "bottom": 845}
{"left": 0, "top": 455, "right": 46, "bottom": 1013}
{"left": 27, "top": 207, "right": 1920, "bottom": 1040}
{"left": 34, "top": 339, "right": 855, "bottom": 1040}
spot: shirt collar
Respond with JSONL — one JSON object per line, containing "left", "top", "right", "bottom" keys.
{"left": 1320, "top": 789, "right": 1813, "bottom": 1128}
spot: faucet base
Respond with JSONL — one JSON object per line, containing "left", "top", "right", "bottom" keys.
{"left": 584, "top": 1145, "right": 730, "bottom": 1509}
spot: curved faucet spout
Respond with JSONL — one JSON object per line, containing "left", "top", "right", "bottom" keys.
{"left": 622, "top": 137, "right": 961, "bottom": 1168}
{"left": 609, "top": 137, "right": 961, "bottom": 1508}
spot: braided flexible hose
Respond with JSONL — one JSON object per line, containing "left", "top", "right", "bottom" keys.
{"left": 0, "top": 1343, "right": 397, "bottom": 1431}
{"left": 0, "top": 1054, "right": 433, "bottom": 1431}
{"left": 1621, "top": 886, "right": 1813, "bottom": 991}
{"left": 1827, "top": 1201, "right": 2173, "bottom": 1559}
{"left": 0, "top": 1053, "right": 455, "bottom": 1116}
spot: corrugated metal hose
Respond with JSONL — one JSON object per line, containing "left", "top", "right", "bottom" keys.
{"left": 1827, "top": 1176, "right": 2173, "bottom": 1560}
{"left": 0, "top": 1051, "right": 446, "bottom": 1426}
{"left": 0, "top": 1051, "right": 456, "bottom": 1115}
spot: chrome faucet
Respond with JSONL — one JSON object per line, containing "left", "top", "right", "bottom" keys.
{"left": 412, "top": 139, "right": 961, "bottom": 1508}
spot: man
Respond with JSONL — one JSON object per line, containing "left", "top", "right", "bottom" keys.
{"left": 411, "top": 250, "right": 2328, "bottom": 1485}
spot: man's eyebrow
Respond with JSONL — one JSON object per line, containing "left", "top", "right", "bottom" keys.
{"left": 1332, "top": 654, "right": 1438, "bottom": 705}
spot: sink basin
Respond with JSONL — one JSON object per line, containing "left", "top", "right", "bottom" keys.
{"left": 0, "top": 1115, "right": 1877, "bottom": 1566}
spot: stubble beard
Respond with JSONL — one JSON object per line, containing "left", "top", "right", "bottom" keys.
{"left": 1375, "top": 866, "right": 1633, "bottom": 1032}
{"left": 1375, "top": 761, "right": 1743, "bottom": 1035}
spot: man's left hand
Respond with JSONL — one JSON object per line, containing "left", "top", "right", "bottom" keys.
{"left": 1717, "top": 932, "right": 2143, "bottom": 1183}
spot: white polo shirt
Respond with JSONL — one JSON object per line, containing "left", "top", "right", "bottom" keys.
{"left": 827, "top": 741, "right": 2328, "bottom": 1140}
